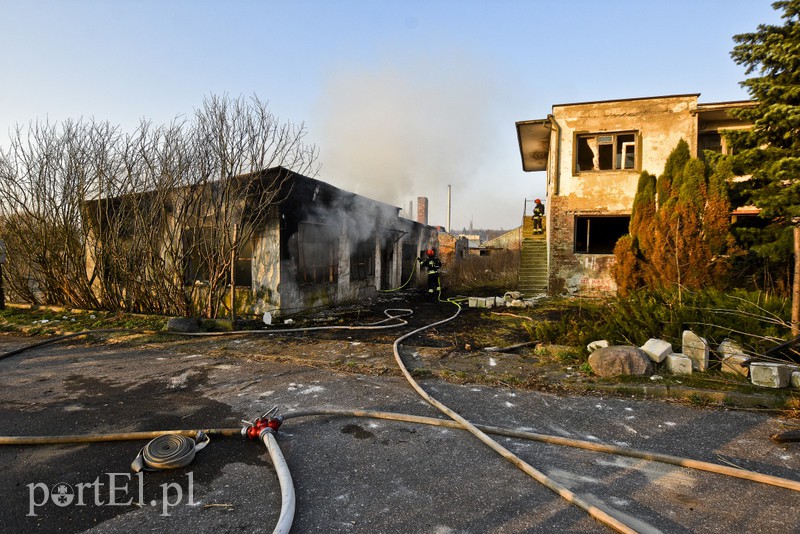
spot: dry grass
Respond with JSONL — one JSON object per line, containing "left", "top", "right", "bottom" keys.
{"left": 444, "top": 250, "right": 520, "bottom": 293}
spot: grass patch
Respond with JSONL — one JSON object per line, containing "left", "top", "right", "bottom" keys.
{"left": 0, "top": 305, "right": 167, "bottom": 337}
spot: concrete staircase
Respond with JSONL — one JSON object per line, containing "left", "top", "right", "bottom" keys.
{"left": 518, "top": 216, "right": 548, "bottom": 295}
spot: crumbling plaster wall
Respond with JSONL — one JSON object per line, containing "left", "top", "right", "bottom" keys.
{"left": 251, "top": 206, "right": 282, "bottom": 314}
{"left": 547, "top": 95, "right": 698, "bottom": 295}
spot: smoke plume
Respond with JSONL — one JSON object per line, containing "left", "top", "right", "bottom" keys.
{"left": 314, "top": 50, "right": 499, "bottom": 225}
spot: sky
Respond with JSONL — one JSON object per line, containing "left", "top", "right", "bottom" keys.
{"left": 0, "top": 0, "right": 783, "bottom": 232}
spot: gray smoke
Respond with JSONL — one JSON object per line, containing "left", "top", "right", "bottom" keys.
{"left": 314, "top": 51, "right": 499, "bottom": 223}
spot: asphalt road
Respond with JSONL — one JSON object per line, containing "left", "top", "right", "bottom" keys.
{"left": 0, "top": 335, "right": 799, "bottom": 533}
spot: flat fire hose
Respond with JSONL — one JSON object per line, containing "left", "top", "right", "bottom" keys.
{"left": 131, "top": 432, "right": 210, "bottom": 472}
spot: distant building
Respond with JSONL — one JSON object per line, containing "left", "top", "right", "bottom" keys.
{"left": 516, "top": 94, "right": 754, "bottom": 295}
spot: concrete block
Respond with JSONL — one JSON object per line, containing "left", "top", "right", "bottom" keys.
{"left": 750, "top": 362, "right": 792, "bottom": 388}
{"left": 640, "top": 338, "right": 673, "bottom": 363}
{"left": 721, "top": 354, "right": 750, "bottom": 378}
{"left": 792, "top": 371, "right": 800, "bottom": 389}
{"left": 682, "top": 330, "right": 709, "bottom": 372}
{"left": 468, "top": 297, "right": 478, "bottom": 308}
{"left": 718, "top": 338, "right": 745, "bottom": 359}
{"left": 587, "top": 340, "right": 609, "bottom": 354}
{"left": 666, "top": 353, "right": 693, "bottom": 375}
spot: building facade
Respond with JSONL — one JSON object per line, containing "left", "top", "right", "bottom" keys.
{"left": 516, "top": 94, "right": 753, "bottom": 295}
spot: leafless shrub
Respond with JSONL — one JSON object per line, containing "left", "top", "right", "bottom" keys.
{"left": 0, "top": 94, "right": 318, "bottom": 317}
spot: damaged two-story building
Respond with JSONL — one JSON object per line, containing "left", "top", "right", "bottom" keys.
{"left": 515, "top": 94, "right": 753, "bottom": 296}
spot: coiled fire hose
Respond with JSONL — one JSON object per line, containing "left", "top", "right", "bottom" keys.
{"left": 131, "top": 431, "right": 210, "bottom": 473}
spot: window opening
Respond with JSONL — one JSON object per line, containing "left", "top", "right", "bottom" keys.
{"left": 297, "top": 221, "right": 339, "bottom": 285}
{"left": 350, "top": 237, "right": 376, "bottom": 281}
{"left": 234, "top": 239, "right": 253, "bottom": 287}
{"left": 576, "top": 132, "right": 637, "bottom": 172}
{"left": 574, "top": 216, "right": 630, "bottom": 254}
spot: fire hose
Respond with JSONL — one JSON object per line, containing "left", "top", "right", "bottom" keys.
{"left": 2, "top": 407, "right": 800, "bottom": 533}
{"left": 131, "top": 432, "right": 210, "bottom": 472}
{"left": 4, "top": 305, "right": 800, "bottom": 531}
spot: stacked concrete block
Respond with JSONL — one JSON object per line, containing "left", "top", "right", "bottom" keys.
{"left": 750, "top": 362, "right": 792, "bottom": 388}
{"left": 682, "top": 330, "right": 709, "bottom": 372}
{"left": 721, "top": 355, "right": 750, "bottom": 378}
{"left": 718, "top": 339, "right": 750, "bottom": 378}
{"left": 468, "top": 294, "right": 538, "bottom": 309}
{"left": 640, "top": 338, "right": 673, "bottom": 364}
{"left": 666, "top": 353, "right": 693, "bottom": 375}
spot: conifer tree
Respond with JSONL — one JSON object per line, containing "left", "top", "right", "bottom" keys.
{"left": 730, "top": 0, "right": 800, "bottom": 331}
{"left": 729, "top": 0, "right": 800, "bottom": 262}
{"left": 615, "top": 142, "right": 738, "bottom": 294}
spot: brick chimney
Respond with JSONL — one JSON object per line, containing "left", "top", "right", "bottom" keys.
{"left": 417, "top": 196, "right": 428, "bottom": 225}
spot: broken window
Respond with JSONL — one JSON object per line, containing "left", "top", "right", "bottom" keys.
{"left": 297, "top": 221, "right": 339, "bottom": 285}
{"left": 234, "top": 239, "right": 253, "bottom": 287}
{"left": 350, "top": 237, "right": 376, "bottom": 281}
{"left": 574, "top": 216, "right": 630, "bottom": 254}
{"left": 576, "top": 132, "right": 638, "bottom": 172}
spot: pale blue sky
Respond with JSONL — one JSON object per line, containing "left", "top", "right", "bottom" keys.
{"left": 0, "top": 0, "right": 782, "bottom": 230}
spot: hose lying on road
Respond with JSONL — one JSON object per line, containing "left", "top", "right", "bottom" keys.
{"left": 5, "top": 302, "right": 800, "bottom": 531}
{"left": 0, "top": 309, "right": 415, "bottom": 362}
{"left": 390, "top": 300, "right": 637, "bottom": 533}
{"left": 3, "top": 407, "right": 799, "bottom": 494}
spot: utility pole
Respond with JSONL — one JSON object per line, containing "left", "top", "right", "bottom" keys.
{"left": 447, "top": 185, "right": 452, "bottom": 233}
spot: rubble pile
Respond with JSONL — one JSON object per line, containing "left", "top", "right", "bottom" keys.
{"left": 467, "top": 292, "right": 541, "bottom": 309}
{"left": 587, "top": 331, "right": 800, "bottom": 390}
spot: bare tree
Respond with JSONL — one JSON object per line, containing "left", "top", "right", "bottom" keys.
{"left": 0, "top": 94, "right": 318, "bottom": 317}
{"left": 0, "top": 120, "right": 101, "bottom": 308}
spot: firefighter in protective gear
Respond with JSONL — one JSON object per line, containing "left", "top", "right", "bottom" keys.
{"left": 419, "top": 249, "right": 442, "bottom": 294}
{"left": 532, "top": 198, "right": 545, "bottom": 234}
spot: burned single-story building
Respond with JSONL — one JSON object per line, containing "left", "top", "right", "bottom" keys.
{"left": 85, "top": 167, "right": 438, "bottom": 317}
{"left": 516, "top": 94, "right": 754, "bottom": 296}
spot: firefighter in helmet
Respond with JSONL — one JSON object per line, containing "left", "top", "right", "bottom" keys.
{"left": 419, "top": 248, "right": 442, "bottom": 295}
{"left": 532, "top": 198, "right": 545, "bottom": 234}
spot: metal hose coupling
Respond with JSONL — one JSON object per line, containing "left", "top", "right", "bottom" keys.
{"left": 131, "top": 431, "right": 210, "bottom": 473}
{"left": 241, "top": 407, "right": 283, "bottom": 440}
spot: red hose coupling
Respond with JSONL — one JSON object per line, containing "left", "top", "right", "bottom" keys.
{"left": 243, "top": 416, "right": 283, "bottom": 440}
